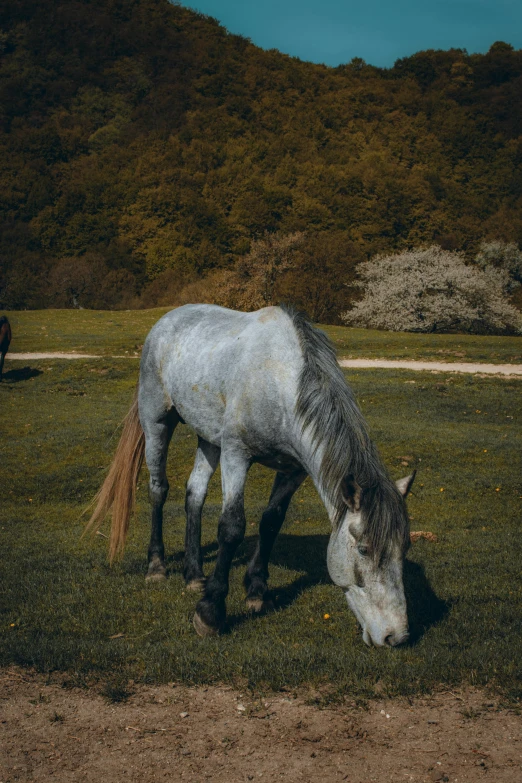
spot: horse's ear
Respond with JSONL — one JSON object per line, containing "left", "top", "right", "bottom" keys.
{"left": 396, "top": 471, "right": 416, "bottom": 498}
{"left": 341, "top": 475, "right": 362, "bottom": 512}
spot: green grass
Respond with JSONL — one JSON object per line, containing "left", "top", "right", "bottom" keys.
{"left": 4, "top": 308, "right": 522, "bottom": 363}
{"left": 4, "top": 308, "right": 172, "bottom": 356}
{"left": 325, "top": 324, "right": 522, "bottom": 363}
{"left": 0, "top": 314, "right": 521, "bottom": 701}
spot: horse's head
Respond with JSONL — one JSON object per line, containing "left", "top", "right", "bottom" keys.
{"left": 327, "top": 473, "right": 415, "bottom": 647}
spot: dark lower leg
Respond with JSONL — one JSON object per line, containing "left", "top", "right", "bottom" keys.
{"left": 183, "top": 439, "right": 220, "bottom": 588}
{"left": 244, "top": 470, "right": 306, "bottom": 607}
{"left": 146, "top": 480, "right": 168, "bottom": 581}
{"left": 183, "top": 494, "right": 204, "bottom": 586}
{"left": 143, "top": 409, "right": 177, "bottom": 582}
{"left": 195, "top": 498, "right": 246, "bottom": 632}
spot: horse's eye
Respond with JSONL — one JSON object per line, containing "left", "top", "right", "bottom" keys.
{"left": 357, "top": 544, "right": 369, "bottom": 557}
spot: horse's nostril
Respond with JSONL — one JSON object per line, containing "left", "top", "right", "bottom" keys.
{"left": 385, "top": 631, "right": 409, "bottom": 647}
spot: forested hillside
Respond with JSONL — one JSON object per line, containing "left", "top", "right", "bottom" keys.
{"left": 1, "top": 0, "right": 521, "bottom": 317}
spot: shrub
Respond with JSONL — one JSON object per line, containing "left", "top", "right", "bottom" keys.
{"left": 138, "top": 267, "right": 198, "bottom": 308}
{"left": 47, "top": 256, "right": 137, "bottom": 310}
{"left": 341, "top": 246, "right": 522, "bottom": 334}
{"left": 47, "top": 257, "right": 102, "bottom": 309}
{"left": 215, "top": 232, "right": 305, "bottom": 311}
{"left": 174, "top": 270, "right": 234, "bottom": 308}
{"left": 475, "top": 240, "right": 522, "bottom": 294}
{"left": 142, "top": 232, "right": 305, "bottom": 312}
{"left": 278, "top": 232, "right": 363, "bottom": 324}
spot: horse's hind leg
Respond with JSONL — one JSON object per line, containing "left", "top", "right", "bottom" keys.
{"left": 184, "top": 437, "right": 220, "bottom": 592}
{"left": 143, "top": 407, "right": 179, "bottom": 582}
{"left": 244, "top": 469, "right": 307, "bottom": 612}
{"left": 0, "top": 352, "right": 4, "bottom": 381}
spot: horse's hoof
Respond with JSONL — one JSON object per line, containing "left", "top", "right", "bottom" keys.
{"left": 186, "top": 578, "right": 206, "bottom": 593}
{"left": 145, "top": 570, "right": 167, "bottom": 583}
{"left": 193, "top": 612, "right": 219, "bottom": 637}
{"left": 246, "top": 597, "right": 275, "bottom": 613}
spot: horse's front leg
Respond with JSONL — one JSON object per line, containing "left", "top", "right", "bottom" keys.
{"left": 184, "top": 437, "right": 220, "bottom": 591}
{"left": 193, "top": 447, "right": 250, "bottom": 636}
{"left": 244, "top": 469, "right": 307, "bottom": 612}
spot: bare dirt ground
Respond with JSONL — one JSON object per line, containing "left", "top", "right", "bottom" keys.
{"left": 338, "top": 359, "right": 522, "bottom": 376}
{"left": 1, "top": 669, "right": 520, "bottom": 783}
{"left": 6, "top": 353, "right": 101, "bottom": 360}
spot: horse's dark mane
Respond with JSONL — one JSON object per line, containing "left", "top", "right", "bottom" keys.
{"left": 284, "top": 305, "right": 409, "bottom": 561}
{"left": 0, "top": 316, "right": 8, "bottom": 326}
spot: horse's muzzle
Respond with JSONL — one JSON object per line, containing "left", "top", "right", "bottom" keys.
{"left": 383, "top": 629, "right": 410, "bottom": 647}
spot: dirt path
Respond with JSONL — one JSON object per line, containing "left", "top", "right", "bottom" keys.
{"left": 1, "top": 670, "right": 520, "bottom": 783}
{"left": 6, "top": 352, "right": 522, "bottom": 375}
{"left": 339, "top": 359, "right": 522, "bottom": 376}
{"left": 6, "top": 352, "right": 115, "bottom": 359}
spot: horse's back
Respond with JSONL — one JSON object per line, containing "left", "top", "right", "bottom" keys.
{"left": 142, "top": 304, "right": 301, "bottom": 376}
{"left": 140, "top": 305, "right": 303, "bottom": 449}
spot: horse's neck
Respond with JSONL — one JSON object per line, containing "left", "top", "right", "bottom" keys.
{"left": 293, "top": 430, "right": 337, "bottom": 525}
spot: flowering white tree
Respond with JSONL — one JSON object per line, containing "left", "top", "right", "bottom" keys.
{"left": 341, "top": 246, "right": 522, "bottom": 334}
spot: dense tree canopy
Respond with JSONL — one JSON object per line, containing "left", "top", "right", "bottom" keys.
{"left": 0, "top": 0, "right": 521, "bottom": 317}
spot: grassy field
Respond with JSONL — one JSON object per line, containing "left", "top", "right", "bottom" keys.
{"left": 4, "top": 307, "right": 522, "bottom": 363}
{"left": 0, "top": 311, "right": 521, "bottom": 702}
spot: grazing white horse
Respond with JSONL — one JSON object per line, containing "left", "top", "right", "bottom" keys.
{"left": 88, "top": 304, "right": 414, "bottom": 646}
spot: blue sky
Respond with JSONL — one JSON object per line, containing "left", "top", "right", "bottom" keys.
{"left": 178, "top": 0, "right": 522, "bottom": 68}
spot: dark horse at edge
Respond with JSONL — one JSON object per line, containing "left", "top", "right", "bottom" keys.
{"left": 0, "top": 316, "right": 11, "bottom": 381}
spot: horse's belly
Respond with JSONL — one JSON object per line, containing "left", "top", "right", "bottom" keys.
{"left": 255, "top": 453, "right": 302, "bottom": 472}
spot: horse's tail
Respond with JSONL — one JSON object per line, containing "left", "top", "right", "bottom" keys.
{"left": 85, "top": 387, "right": 145, "bottom": 563}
